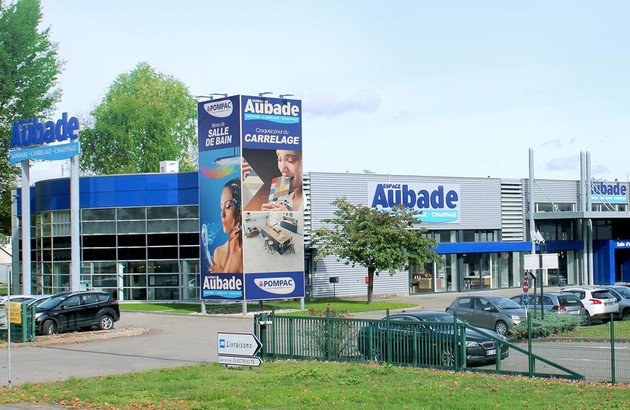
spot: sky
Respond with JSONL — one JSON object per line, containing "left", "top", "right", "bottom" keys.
{"left": 32, "top": 1, "right": 630, "bottom": 183}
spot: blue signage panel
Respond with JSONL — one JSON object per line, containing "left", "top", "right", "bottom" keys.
{"left": 245, "top": 271, "right": 305, "bottom": 300}
{"left": 591, "top": 181, "right": 628, "bottom": 204}
{"left": 241, "top": 96, "right": 302, "bottom": 151}
{"left": 367, "top": 182, "right": 461, "bottom": 223}
{"left": 198, "top": 96, "right": 241, "bottom": 152}
{"left": 9, "top": 141, "right": 80, "bottom": 164}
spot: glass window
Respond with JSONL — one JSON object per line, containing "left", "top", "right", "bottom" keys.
{"left": 148, "top": 260, "right": 178, "bottom": 273}
{"left": 147, "top": 220, "right": 178, "bottom": 233}
{"left": 118, "top": 207, "right": 146, "bottom": 220}
{"left": 82, "top": 208, "right": 116, "bottom": 221}
{"left": 82, "top": 221, "right": 116, "bottom": 234}
{"left": 93, "top": 275, "right": 117, "bottom": 287}
{"left": 148, "top": 246, "right": 178, "bottom": 259}
{"left": 53, "top": 223, "right": 70, "bottom": 236}
{"left": 148, "top": 207, "right": 177, "bottom": 220}
{"left": 92, "top": 262, "right": 118, "bottom": 274}
{"left": 118, "top": 248, "right": 146, "bottom": 260}
{"left": 118, "top": 220, "right": 146, "bottom": 234}
{"left": 83, "top": 235, "right": 116, "bottom": 248}
{"left": 53, "top": 211, "right": 70, "bottom": 223}
{"left": 82, "top": 294, "right": 98, "bottom": 304}
{"left": 179, "top": 206, "right": 198, "bottom": 219}
{"left": 63, "top": 296, "right": 81, "bottom": 308}
{"left": 148, "top": 274, "right": 179, "bottom": 286}
{"left": 179, "top": 220, "right": 199, "bottom": 232}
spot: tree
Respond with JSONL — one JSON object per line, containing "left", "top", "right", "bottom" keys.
{"left": 0, "top": 0, "right": 62, "bottom": 241}
{"left": 80, "top": 62, "right": 197, "bottom": 175}
{"left": 312, "top": 198, "right": 439, "bottom": 304}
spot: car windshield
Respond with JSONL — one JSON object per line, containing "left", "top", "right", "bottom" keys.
{"left": 592, "top": 290, "right": 615, "bottom": 300}
{"left": 612, "top": 287, "right": 630, "bottom": 298}
{"left": 37, "top": 294, "right": 69, "bottom": 310}
{"left": 494, "top": 297, "right": 522, "bottom": 309}
{"left": 418, "top": 313, "right": 464, "bottom": 324}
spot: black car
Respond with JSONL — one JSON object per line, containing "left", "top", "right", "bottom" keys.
{"left": 35, "top": 291, "right": 120, "bottom": 335}
{"left": 357, "top": 311, "right": 509, "bottom": 367}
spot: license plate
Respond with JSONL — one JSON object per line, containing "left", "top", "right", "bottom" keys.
{"left": 487, "top": 349, "right": 496, "bottom": 356}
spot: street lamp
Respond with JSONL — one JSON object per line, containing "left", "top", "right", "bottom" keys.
{"left": 279, "top": 93, "right": 294, "bottom": 99}
{"left": 258, "top": 92, "right": 273, "bottom": 98}
{"left": 195, "top": 93, "right": 228, "bottom": 100}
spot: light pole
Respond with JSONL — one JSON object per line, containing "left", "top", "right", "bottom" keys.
{"left": 195, "top": 93, "right": 228, "bottom": 100}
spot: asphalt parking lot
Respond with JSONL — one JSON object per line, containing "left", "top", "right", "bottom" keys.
{"left": 3, "top": 286, "right": 597, "bottom": 409}
{"left": 0, "top": 287, "right": 557, "bottom": 387}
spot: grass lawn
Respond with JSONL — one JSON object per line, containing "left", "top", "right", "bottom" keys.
{"left": 119, "top": 299, "right": 417, "bottom": 315}
{"left": 0, "top": 360, "right": 626, "bottom": 409}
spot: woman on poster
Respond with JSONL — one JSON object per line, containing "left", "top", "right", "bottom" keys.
{"left": 210, "top": 179, "right": 243, "bottom": 273}
{"left": 261, "top": 149, "right": 304, "bottom": 212}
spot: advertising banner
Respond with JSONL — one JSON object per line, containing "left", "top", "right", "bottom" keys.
{"left": 591, "top": 181, "right": 628, "bottom": 204}
{"left": 367, "top": 182, "right": 461, "bottom": 223}
{"left": 198, "top": 95, "right": 305, "bottom": 301}
{"left": 198, "top": 96, "right": 244, "bottom": 300}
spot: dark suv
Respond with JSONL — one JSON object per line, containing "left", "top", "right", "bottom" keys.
{"left": 35, "top": 291, "right": 120, "bottom": 335}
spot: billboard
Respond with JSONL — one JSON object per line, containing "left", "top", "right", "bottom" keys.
{"left": 367, "top": 182, "right": 461, "bottom": 223}
{"left": 198, "top": 95, "right": 304, "bottom": 301}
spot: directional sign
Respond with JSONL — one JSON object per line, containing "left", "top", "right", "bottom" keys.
{"left": 218, "top": 355, "right": 262, "bottom": 367}
{"left": 523, "top": 293, "right": 529, "bottom": 307}
{"left": 522, "top": 280, "right": 529, "bottom": 294}
{"left": 217, "top": 332, "right": 262, "bottom": 357}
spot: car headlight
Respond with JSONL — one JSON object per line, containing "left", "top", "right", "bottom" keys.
{"left": 35, "top": 312, "right": 42, "bottom": 320}
{"left": 465, "top": 341, "right": 480, "bottom": 348}
{"left": 510, "top": 315, "right": 521, "bottom": 323}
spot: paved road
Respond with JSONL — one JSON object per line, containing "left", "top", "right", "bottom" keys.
{"left": 0, "top": 287, "right": 555, "bottom": 386}
{"left": 0, "top": 312, "right": 252, "bottom": 386}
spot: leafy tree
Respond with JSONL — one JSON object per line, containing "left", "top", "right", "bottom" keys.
{"left": 80, "top": 62, "right": 197, "bottom": 175}
{"left": 312, "top": 198, "right": 439, "bottom": 304}
{"left": 0, "top": 0, "right": 62, "bottom": 241}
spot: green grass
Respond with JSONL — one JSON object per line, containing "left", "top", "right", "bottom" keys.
{"left": 554, "top": 318, "right": 630, "bottom": 338}
{"left": 119, "top": 299, "right": 417, "bottom": 315}
{"left": 0, "top": 360, "right": 626, "bottom": 409}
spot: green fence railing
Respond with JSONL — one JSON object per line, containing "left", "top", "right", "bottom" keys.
{"left": 254, "top": 310, "right": 596, "bottom": 383}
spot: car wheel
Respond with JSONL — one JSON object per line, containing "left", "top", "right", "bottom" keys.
{"left": 623, "top": 308, "right": 630, "bottom": 320}
{"left": 494, "top": 321, "right": 508, "bottom": 336}
{"left": 584, "top": 311, "right": 592, "bottom": 326}
{"left": 98, "top": 314, "right": 114, "bottom": 330}
{"left": 42, "top": 320, "right": 58, "bottom": 335}
{"left": 440, "top": 344, "right": 455, "bottom": 367}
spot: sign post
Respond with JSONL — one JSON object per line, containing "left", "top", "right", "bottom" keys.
{"left": 217, "top": 332, "right": 263, "bottom": 367}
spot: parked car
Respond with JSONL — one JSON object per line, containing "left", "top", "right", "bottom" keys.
{"left": 0, "top": 295, "right": 42, "bottom": 328}
{"left": 445, "top": 295, "right": 526, "bottom": 336}
{"left": 510, "top": 292, "right": 587, "bottom": 320}
{"left": 357, "top": 310, "right": 509, "bottom": 367}
{"left": 559, "top": 286, "right": 619, "bottom": 324}
{"left": 600, "top": 285, "right": 630, "bottom": 320}
{"left": 35, "top": 290, "right": 120, "bottom": 335}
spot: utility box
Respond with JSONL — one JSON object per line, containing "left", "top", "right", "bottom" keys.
{"left": 159, "top": 161, "right": 179, "bottom": 173}
{"left": 2, "top": 301, "right": 36, "bottom": 343}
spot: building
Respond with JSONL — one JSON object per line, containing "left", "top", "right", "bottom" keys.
{"left": 11, "top": 168, "right": 630, "bottom": 302}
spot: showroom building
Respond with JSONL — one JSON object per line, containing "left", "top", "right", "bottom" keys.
{"left": 11, "top": 165, "right": 630, "bottom": 302}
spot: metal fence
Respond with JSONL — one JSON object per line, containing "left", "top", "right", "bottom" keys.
{"left": 254, "top": 311, "right": 629, "bottom": 385}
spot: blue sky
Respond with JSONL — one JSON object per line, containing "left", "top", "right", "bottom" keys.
{"left": 35, "top": 1, "right": 630, "bottom": 182}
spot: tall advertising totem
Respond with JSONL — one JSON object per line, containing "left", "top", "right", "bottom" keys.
{"left": 198, "top": 95, "right": 305, "bottom": 301}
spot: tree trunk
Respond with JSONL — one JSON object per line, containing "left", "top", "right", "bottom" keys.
{"left": 367, "top": 267, "right": 376, "bottom": 304}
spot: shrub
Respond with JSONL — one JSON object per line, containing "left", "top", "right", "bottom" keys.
{"left": 512, "top": 313, "right": 582, "bottom": 339}
{"left": 306, "top": 305, "right": 354, "bottom": 358}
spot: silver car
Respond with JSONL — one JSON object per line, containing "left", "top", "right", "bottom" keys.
{"left": 601, "top": 285, "right": 630, "bottom": 320}
{"left": 511, "top": 292, "right": 586, "bottom": 319}
{"left": 446, "top": 295, "right": 526, "bottom": 336}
